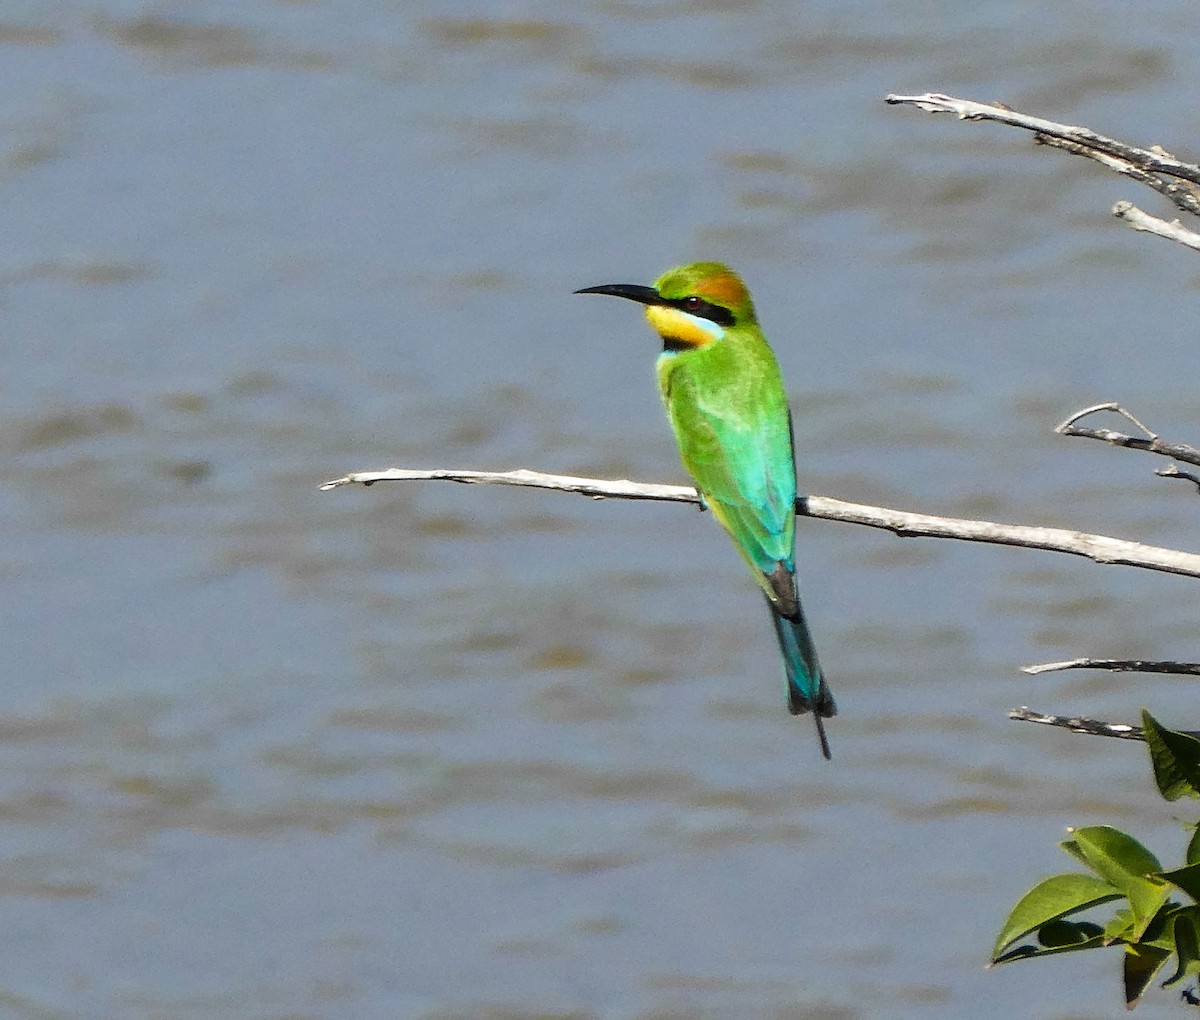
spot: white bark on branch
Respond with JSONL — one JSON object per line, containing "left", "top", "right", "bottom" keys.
{"left": 885, "top": 92, "right": 1200, "bottom": 252}
{"left": 1011, "top": 707, "right": 1200, "bottom": 741}
{"left": 320, "top": 467, "right": 700, "bottom": 504}
{"left": 320, "top": 466, "right": 1200, "bottom": 580}
{"left": 1113, "top": 201, "right": 1200, "bottom": 252}
{"left": 1008, "top": 706, "right": 1145, "bottom": 740}
{"left": 1022, "top": 658, "right": 1200, "bottom": 677}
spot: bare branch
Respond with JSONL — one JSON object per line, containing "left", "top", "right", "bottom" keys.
{"left": 1035, "top": 136, "right": 1200, "bottom": 218}
{"left": 321, "top": 465, "right": 1200, "bottom": 580}
{"left": 1055, "top": 403, "right": 1200, "bottom": 468}
{"left": 1157, "top": 464, "right": 1200, "bottom": 493}
{"left": 1022, "top": 658, "right": 1200, "bottom": 677}
{"left": 1113, "top": 200, "right": 1200, "bottom": 252}
{"left": 884, "top": 92, "right": 1200, "bottom": 187}
{"left": 885, "top": 92, "right": 1200, "bottom": 251}
{"left": 1008, "top": 706, "right": 1145, "bottom": 740}
{"left": 1057, "top": 402, "right": 1157, "bottom": 439}
{"left": 319, "top": 466, "right": 702, "bottom": 504}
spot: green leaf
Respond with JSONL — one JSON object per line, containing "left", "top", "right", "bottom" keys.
{"left": 992, "top": 873, "right": 1123, "bottom": 961}
{"left": 1073, "top": 826, "right": 1170, "bottom": 933}
{"left": 1105, "top": 907, "right": 1135, "bottom": 943}
{"left": 1073, "top": 825, "right": 1163, "bottom": 884}
{"left": 1142, "top": 711, "right": 1200, "bottom": 802}
{"left": 1125, "top": 943, "right": 1172, "bottom": 1007}
{"left": 1060, "top": 838, "right": 1090, "bottom": 868}
{"left": 1038, "top": 919, "right": 1104, "bottom": 947}
{"left": 1159, "top": 863, "right": 1200, "bottom": 903}
{"left": 1101, "top": 901, "right": 1183, "bottom": 949}
{"left": 1187, "top": 826, "right": 1200, "bottom": 867}
{"left": 992, "top": 933, "right": 1107, "bottom": 965}
{"left": 1139, "top": 901, "right": 1185, "bottom": 951}
{"left": 1161, "top": 906, "right": 1200, "bottom": 988}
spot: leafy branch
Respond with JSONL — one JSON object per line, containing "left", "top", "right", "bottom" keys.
{"left": 992, "top": 714, "right": 1200, "bottom": 1008}
{"left": 885, "top": 90, "right": 1200, "bottom": 1010}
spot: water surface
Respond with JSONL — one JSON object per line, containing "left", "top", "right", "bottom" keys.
{"left": 2, "top": 2, "right": 1200, "bottom": 1017}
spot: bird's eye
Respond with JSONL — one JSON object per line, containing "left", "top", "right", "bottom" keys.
{"left": 684, "top": 296, "right": 702, "bottom": 311}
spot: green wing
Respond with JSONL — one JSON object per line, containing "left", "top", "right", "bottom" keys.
{"left": 660, "top": 345, "right": 797, "bottom": 580}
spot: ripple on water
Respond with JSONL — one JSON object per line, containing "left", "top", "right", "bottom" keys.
{"left": 98, "top": 14, "right": 337, "bottom": 71}
{"left": 0, "top": 22, "right": 62, "bottom": 46}
{"left": 421, "top": 17, "right": 583, "bottom": 49}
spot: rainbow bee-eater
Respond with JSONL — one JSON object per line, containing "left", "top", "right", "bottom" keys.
{"left": 576, "top": 261, "right": 836, "bottom": 759}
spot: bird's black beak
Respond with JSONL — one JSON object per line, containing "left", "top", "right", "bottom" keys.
{"left": 573, "top": 283, "right": 665, "bottom": 306}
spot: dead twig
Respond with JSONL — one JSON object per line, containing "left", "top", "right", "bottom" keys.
{"left": 885, "top": 92, "right": 1200, "bottom": 252}
{"left": 1022, "top": 658, "right": 1200, "bottom": 677}
{"left": 1112, "top": 201, "right": 1200, "bottom": 252}
{"left": 1157, "top": 464, "right": 1200, "bottom": 493}
{"left": 1056, "top": 403, "right": 1200, "bottom": 469}
{"left": 1034, "top": 135, "right": 1200, "bottom": 218}
{"left": 1008, "top": 706, "right": 1144, "bottom": 740}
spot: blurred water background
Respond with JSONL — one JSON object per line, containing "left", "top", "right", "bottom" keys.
{"left": 3, "top": 2, "right": 1200, "bottom": 1017}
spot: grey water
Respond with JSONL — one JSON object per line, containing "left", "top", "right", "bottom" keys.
{"left": 2, "top": 2, "right": 1200, "bottom": 1017}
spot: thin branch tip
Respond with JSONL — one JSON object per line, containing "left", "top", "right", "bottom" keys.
{"left": 1009, "top": 706, "right": 1144, "bottom": 741}
{"left": 1055, "top": 402, "right": 1122, "bottom": 434}
{"left": 1157, "top": 465, "right": 1200, "bottom": 493}
{"left": 1022, "top": 658, "right": 1200, "bottom": 677}
{"left": 1056, "top": 403, "right": 1200, "bottom": 470}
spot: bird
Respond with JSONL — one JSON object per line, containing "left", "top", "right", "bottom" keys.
{"left": 576, "top": 261, "right": 835, "bottom": 759}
